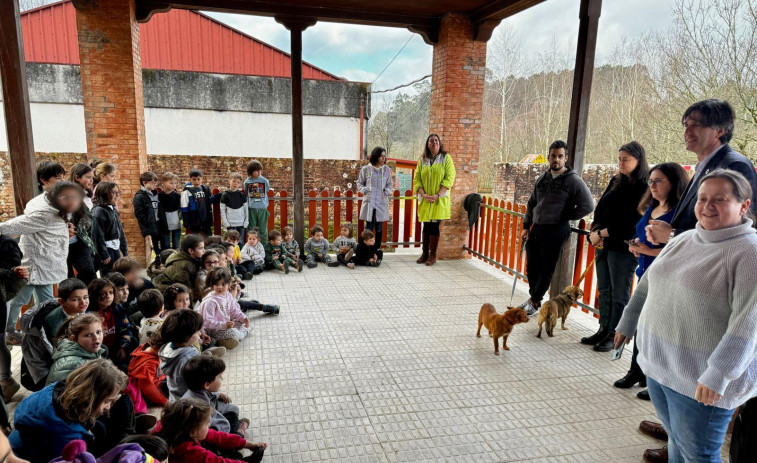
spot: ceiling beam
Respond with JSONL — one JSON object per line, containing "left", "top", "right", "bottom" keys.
{"left": 135, "top": 0, "right": 439, "bottom": 29}
{"left": 470, "top": 0, "right": 546, "bottom": 23}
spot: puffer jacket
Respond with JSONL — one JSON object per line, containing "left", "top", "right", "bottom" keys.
{"left": 128, "top": 343, "right": 167, "bottom": 406}
{"left": 9, "top": 382, "right": 92, "bottom": 462}
{"left": 46, "top": 338, "right": 107, "bottom": 385}
{"left": 0, "top": 194, "right": 69, "bottom": 285}
{"left": 20, "top": 299, "right": 61, "bottom": 388}
{"left": 152, "top": 250, "right": 201, "bottom": 294}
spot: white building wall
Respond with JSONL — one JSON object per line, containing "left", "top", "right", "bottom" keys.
{"left": 0, "top": 103, "right": 360, "bottom": 160}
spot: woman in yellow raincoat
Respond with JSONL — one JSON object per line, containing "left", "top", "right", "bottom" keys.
{"left": 413, "top": 134, "right": 456, "bottom": 266}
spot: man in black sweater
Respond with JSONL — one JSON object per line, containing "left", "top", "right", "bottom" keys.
{"left": 519, "top": 140, "right": 595, "bottom": 316}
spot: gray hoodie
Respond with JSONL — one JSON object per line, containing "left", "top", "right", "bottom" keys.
{"left": 523, "top": 167, "right": 594, "bottom": 228}
{"left": 304, "top": 237, "right": 330, "bottom": 256}
{"left": 182, "top": 388, "right": 239, "bottom": 433}
{"left": 159, "top": 343, "right": 199, "bottom": 401}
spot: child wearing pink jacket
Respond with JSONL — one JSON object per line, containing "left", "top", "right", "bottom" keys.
{"left": 198, "top": 267, "right": 249, "bottom": 350}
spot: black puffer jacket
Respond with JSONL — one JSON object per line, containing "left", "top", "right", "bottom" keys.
{"left": 91, "top": 204, "right": 128, "bottom": 260}
{"left": 133, "top": 188, "right": 167, "bottom": 237}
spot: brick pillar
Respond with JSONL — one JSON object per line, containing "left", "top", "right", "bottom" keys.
{"left": 75, "top": 0, "right": 148, "bottom": 264}
{"left": 429, "top": 14, "right": 486, "bottom": 260}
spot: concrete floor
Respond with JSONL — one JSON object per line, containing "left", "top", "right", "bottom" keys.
{"left": 8, "top": 251, "right": 725, "bottom": 462}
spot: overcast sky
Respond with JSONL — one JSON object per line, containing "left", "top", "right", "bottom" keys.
{"left": 205, "top": 0, "right": 678, "bottom": 91}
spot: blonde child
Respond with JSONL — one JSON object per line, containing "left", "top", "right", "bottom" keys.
{"left": 224, "top": 229, "right": 245, "bottom": 275}
{"left": 199, "top": 267, "right": 249, "bottom": 350}
{"left": 332, "top": 223, "right": 358, "bottom": 269}
{"left": 46, "top": 313, "right": 107, "bottom": 385}
{"left": 240, "top": 230, "right": 265, "bottom": 277}
{"left": 155, "top": 398, "right": 266, "bottom": 463}
{"left": 304, "top": 225, "right": 331, "bottom": 268}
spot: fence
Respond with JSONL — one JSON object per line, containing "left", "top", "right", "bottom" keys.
{"left": 209, "top": 188, "right": 421, "bottom": 248}
{"left": 464, "top": 196, "right": 606, "bottom": 317}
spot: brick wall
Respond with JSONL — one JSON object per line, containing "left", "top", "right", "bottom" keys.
{"left": 0, "top": 152, "right": 366, "bottom": 220}
{"left": 491, "top": 162, "right": 619, "bottom": 206}
{"left": 75, "top": 0, "right": 149, "bottom": 262}
{"left": 429, "top": 14, "right": 488, "bottom": 260}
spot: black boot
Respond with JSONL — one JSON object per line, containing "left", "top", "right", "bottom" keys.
{"left": 580, "top": 325, "right": 608, "bottom": 345}
{"left": 637, "top": 389, "right": 651, "bottom": 401}
{"left": 614, "top": 370, "right": 647, "bottom": 389}
{"left": 593, "top": 331, "right": 616, "bottom": 352}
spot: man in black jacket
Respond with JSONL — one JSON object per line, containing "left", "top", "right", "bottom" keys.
{"left": 133, "top": 172, "right": 167, "bottom": 264}
{"left": 519, "top": 140, "right": 594, "bottom": 316}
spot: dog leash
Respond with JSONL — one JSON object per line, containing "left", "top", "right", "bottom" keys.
{"left": 508, "top": 237, "right": 526, "bottom": 306}
{"left": 574, "top": 244, "right": 602, "bottom": 286}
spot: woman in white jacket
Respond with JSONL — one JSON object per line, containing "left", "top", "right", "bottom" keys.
{"left": 357, "top": 147, "right": 394, "bottom": 249}
{"left": 0, "top": 181, "right": 84, "bottom": 399}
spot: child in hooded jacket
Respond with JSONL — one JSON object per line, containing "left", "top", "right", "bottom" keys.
{"left": 199, "top": 268, "right": 249, "bottom": 350}
{"left": 158, "top": 309, "right": 204, "bottom": 401}
{"left": 129, "top": 331, "right": 168, "bottom": 407}
{"left": 47, "top": 313, "right": 107, "bottom": 385}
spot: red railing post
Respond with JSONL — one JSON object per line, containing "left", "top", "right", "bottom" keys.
{"left": 483, "top": 197, "right": 492, "bottom": 262}
{"left": 518, "top": 204, "right": 527, "bottom": 274}
{"left": 403, "top": 189, "right": 412, "bottom": 248}
{"left": 308, "top": 190, "right": 317, "bottom": 232}
{"left": 212, "top": 188, "right": 222, "bottom": 235}
{"left": 334, "top": 190, "right": 342, "bottom": 236}
{"left": 320, "top": 190, "right": 329, "bottom": 238}
{"left": 492, "top": 199, "right": 501, "bottom": 264}
{"left": 502, "top": 202, "right": 512, "bottom": 274}
{"left": 267, "top": 190, "right": 275, "bottom": 233}
{"left": 280, "top": 190, "right": 289, "bottom": 231}
{"left": 345, "top": 190, "right": 354, "bottom": 226}
{"left": 391, "top": 190, "right": 400, "bottom": 248}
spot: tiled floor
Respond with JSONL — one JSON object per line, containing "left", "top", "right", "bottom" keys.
{"left": 6, "top": 252, "right": 711, "bottom": 462}
{"left": 221, "top": 251, "right": 665, "bottom": 463}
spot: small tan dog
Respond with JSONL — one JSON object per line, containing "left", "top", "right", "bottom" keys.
{"left": 476, "top": 304, "right": 530, "bottom": 355}
{"left": 537, "top": 285, "right": 584, "bottom": 338}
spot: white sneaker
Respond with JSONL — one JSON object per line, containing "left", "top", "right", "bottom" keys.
{"left": 524, "top": 300, "right": 539, "bottom": 317}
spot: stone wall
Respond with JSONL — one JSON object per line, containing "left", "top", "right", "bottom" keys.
{"left": 492, "top": 163, "right": 619, "bottom": 207}
{"left": 0, "top": 153, "right": 369, "bottom": 220}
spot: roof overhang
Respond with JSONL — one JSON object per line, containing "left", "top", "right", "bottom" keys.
{"left": 126, "top": 0, "right": 548, "bottom": 44}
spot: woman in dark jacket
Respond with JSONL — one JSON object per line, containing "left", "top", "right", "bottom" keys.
{"left": 91, "top": 182, "right": 128, "bottom": 276}
{"left": 581, "top": 141, "right": 649, "bottom": 352}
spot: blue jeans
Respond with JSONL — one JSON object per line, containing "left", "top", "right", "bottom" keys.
{"left": 7, "top": 284, "right": 54, "bottom": 333}
{"left": 595, "top": 248, "right": 638, "bottom": 331}
{"left": 161, "top": 229, "right": 181, "bottom": 250}
{"left": 648, "top": 377, "right": 733, "bottom": 462}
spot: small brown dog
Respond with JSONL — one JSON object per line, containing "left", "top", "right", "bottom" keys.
{"left": 476, "top": 304, "right": 530, "bottom": 355}
{"left": 537, "top": 285, "right": 584, "bottom": 338}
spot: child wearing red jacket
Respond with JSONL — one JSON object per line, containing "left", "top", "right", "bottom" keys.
{"left": 154, "top": 398, "right": 266, "bottom": 463}
{"left": 128, "top": 332, "right": 167, "bottom": 407}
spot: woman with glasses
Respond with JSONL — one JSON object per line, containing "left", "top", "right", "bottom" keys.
{"left": 91, "top": 182, "right": 128, "bottom": 277}
{"left": 582, "top": 141, "right": 650, "bottom": 352}
{"left": 0, "top": 181, "right": 85, "bottom": 402}
{"left": 614, "top": 162, "right": 688, "bottom": 398}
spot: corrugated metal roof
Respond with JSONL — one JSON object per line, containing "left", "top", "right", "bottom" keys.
{"left": 20, "top": 0, "right": 342, "bottom": 81}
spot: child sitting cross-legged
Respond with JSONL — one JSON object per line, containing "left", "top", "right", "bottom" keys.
{"left": 264, "top": 230, "right": 300, "bottom": 274}
{"left": 239, "top": 229, "right": 265, "bottom": 278}
{"left": 159, "top": 309, "right": 204, "bottom": 401}
{"left": 304, "top": 225, "right": 331, "bottom": 268}
{"left": 154, "top": 398, "right": 267, "bottom": 463}
{"left": 162, "top": 283, "right": 226, "bottom": 358}
{"left": 136, "top": 289, "right": 164, "bottom": 346}
{"left": 332, "top": 223, "right": 358, "bottom": 269}
{"left": 353, "top": 229, "right": 383, "bottom": 267}
{"left": 129, "top": 330, "right": 168, "bottom": 407}
{"left": 199, "top": 267, "right": 250, "bottom": 350}
{"left": 46, "top": 313, "right": 107, "bottom": 385}
{"left": 182, "top": 356, "right": 250, "bottom": 437}
{"left": 20, "top": 277, "right": 89, "bottom": 392}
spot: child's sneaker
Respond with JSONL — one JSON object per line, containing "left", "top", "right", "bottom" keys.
{"left": 306, "top": 261, "right": 317, "bottom": 269}
{"left": 135, "top": 413, "right": 158, "bottom": 433}
{"left": 283, "top": 261, "right": 290, "bottom": 274}
{"left": 243, "top": 272, "right": 254, "bottom": 280}
{"left": 345, "top": 249, "right": 355, "bottom": 261}
{"left": 297, "top": 259, "right": 304, "bottom": 272}
{"left": 202, "top": 346, "right": 226, "bottom": 357}
{"left": 0, "top": 378, "right": 20, "bottom": 403}
{"left": 217, "top": 339, "right": 239, "bottom": 350}
{"left": 347, "top": 262, "right": 355, "bottom": 269}
{"left": 327, "top": 261, "right": 340, "bottom": 267}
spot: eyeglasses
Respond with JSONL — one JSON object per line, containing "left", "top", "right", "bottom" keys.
{"left": 205, "top": 260, "right": 220, "bottom": 265}
{"left": 648, "top": 179, "right": 667, "bottom": 186}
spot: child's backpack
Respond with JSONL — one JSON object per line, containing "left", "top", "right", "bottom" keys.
{"left": 0, "top": 234, "right": 25, "bottom": 306}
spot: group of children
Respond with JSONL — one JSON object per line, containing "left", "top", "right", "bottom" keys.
{"left": 0, "top": 156, "right": 389, "bottom": 463}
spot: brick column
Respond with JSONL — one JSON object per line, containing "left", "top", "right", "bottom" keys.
{"left": 75, "top": 0, "right": 148, "bottom": 263}
{"left": 429, "top": 14, "right": 486, "bottom": 260}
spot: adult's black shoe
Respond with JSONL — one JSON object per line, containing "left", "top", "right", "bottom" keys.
{"left": 580, "top": 325, "right": 608, "bottom": 345}
{"left": 593, "top": 332, "right": 615, "bottom": 352}
{"left": 637, "top": 389, "right": 651, "bottom": 401}
{"left": 614, "top": 371, "right": 647, "bottom": 389}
